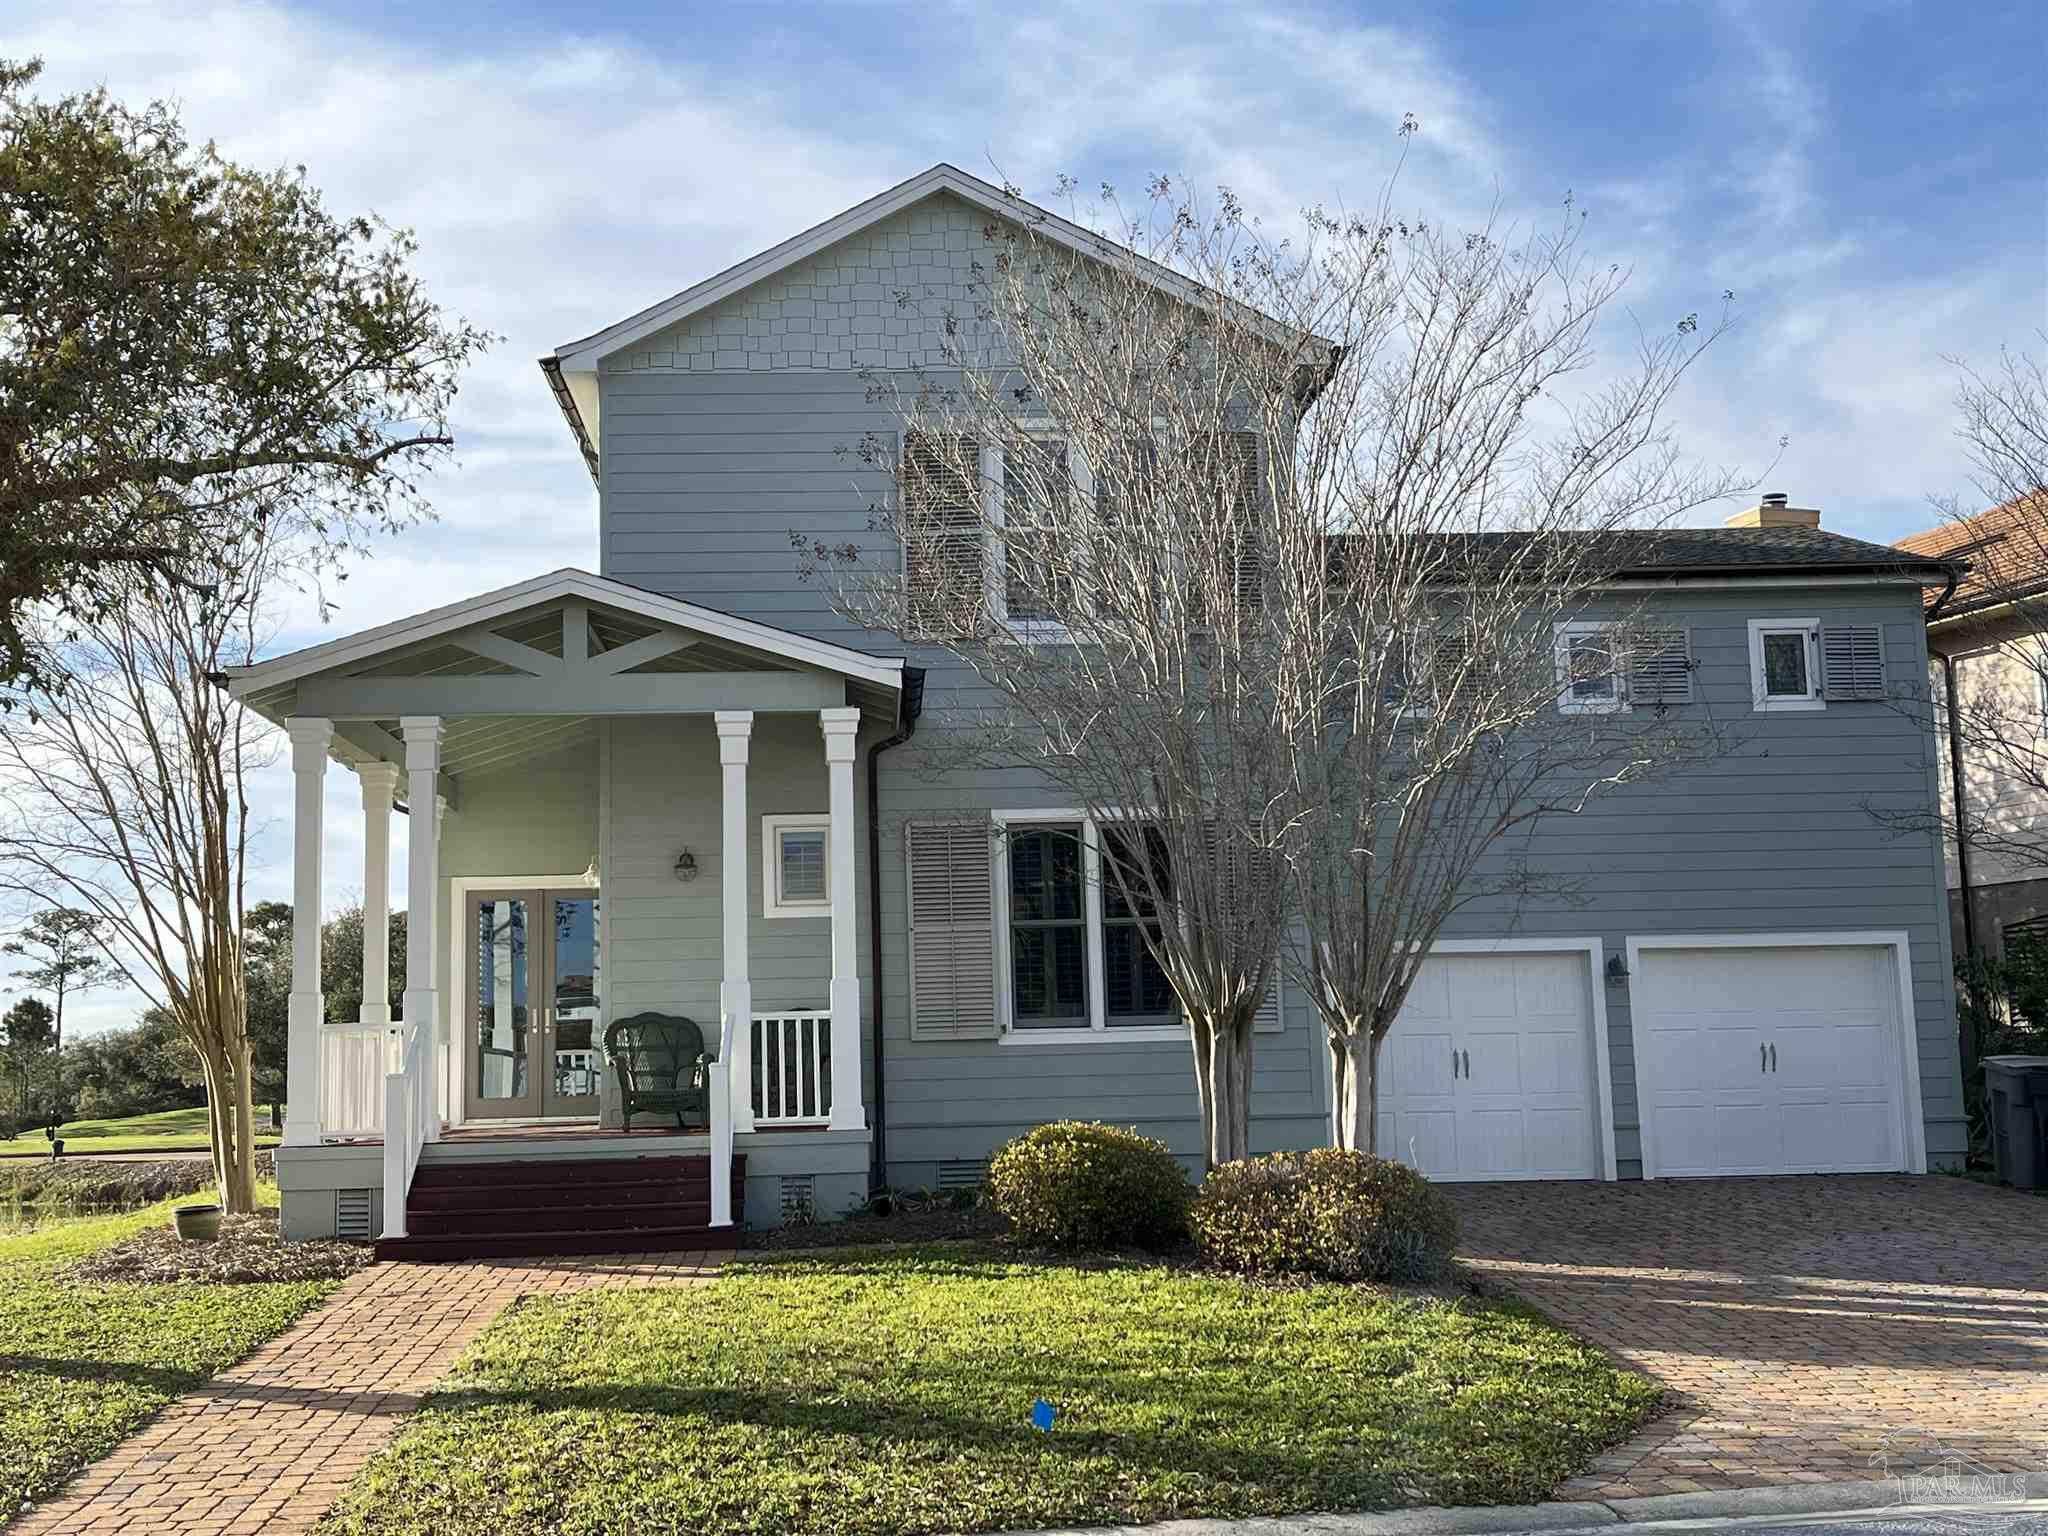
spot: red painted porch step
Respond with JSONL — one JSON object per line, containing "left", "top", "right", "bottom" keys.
{"left": 375, "top": 1153, "right": 744, "bottom": 1262}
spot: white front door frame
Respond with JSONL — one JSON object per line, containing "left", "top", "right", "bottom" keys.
{"left": 1370, "top": 936, "right": 1619, "bottom": 1182}
{"left": 1622, "top": 929, "right": 1928, "bottom": 1179}
{"left": 445, "top": 870, "right": 599, "bottom": 1130}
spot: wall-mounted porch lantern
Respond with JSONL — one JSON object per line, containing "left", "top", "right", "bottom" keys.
{"left": 673, "top": 848, "right": 699, "bottom": 882}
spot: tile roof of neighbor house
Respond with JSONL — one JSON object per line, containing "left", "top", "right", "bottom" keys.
{"left": 1897, "top": 492, "right": 2048, "bottom": 617}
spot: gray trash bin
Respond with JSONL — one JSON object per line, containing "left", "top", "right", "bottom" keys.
{"left": 1982, "top": 1054, "right": 2048, "bottom": 1189}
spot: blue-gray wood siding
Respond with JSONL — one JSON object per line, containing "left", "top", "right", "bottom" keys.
{"left": 591, "top": 204, "right": 1963, "bottom": 1180}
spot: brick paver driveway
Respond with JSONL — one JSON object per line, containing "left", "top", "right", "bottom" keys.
{"left": 1446, "top": 1176, "right": 2048, "bottom": 1500}
{"left": 11, "top": 1250, "right": 724, "bottom": 1536}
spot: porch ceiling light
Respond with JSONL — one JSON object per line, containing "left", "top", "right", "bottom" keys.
{"left": 674, "top": 848, "right": 698, "bottom": 882}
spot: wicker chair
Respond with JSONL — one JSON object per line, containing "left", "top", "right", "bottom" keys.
{"left": 604, "top": 1012, "right": 712, "bottom": 1130}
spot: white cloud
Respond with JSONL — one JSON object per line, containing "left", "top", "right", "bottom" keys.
{"left": 3, "top": 0, "right": 2036, "bottom": 1032}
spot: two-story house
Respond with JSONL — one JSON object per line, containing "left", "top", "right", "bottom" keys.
{"left": 228, "top": 165, "right": 1967, "bottom": 1256}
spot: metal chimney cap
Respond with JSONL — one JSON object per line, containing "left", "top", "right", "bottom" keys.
{"left": 1761, "top": 491, "right": 1789, "bottom": 508}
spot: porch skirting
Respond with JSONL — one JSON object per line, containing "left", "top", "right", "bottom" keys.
{"left": 275, "top": 1128, "right": 872, "bottom": 1242}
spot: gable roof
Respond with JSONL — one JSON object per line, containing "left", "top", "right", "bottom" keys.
{"left": 548, "top": 162, "right": 1284, "bottom": 372}
{"left": 223, "top": 568, "right": 907, "bottom": 700}
{"left": 1897, "top": 492, "right": 2048, "bottom": 620}
{"left": 539, "top": 162, "right": 1329, "bottom": 483}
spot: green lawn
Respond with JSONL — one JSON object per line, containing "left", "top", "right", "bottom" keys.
{"left": 320, "top": 1244, "right": 1659, "bottom": 1536}
{"left": 0, "top": 1190, "right": 338, "bottom": 1520}
{"left": 0, "top": 1106, "right": 282, "bottom": 1157}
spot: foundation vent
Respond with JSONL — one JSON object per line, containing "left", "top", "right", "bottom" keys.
{"left": 936, "top": 1160, "right": 988, "bottom": 1193}
{"left": 779, "top": 1174, "right": 817, "bottom": 1225}
{"left": 335, "top": 1188, "right": 374, "bottom": 1240}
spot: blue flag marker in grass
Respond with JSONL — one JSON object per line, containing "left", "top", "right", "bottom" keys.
{"left": 1031, "top": 1398, "right": 1056, "bottom": 1432}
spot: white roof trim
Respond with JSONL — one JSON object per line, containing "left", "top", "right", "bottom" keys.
{"left": 223, "top": 568, "right": 906, "bottom": 695}
{"left": 552, "top": 162, "right": 1306, "bottom": 372}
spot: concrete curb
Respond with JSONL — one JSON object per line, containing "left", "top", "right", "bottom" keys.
{"left": 980, "top": 1473, "right": 2048, "bottom": 1536}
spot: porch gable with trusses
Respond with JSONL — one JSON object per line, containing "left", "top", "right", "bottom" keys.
{"left": 225, "top": 568, "right": 906, "bottom": 784}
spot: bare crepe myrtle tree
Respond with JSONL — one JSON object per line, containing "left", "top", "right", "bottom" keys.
{"left": 801, "top": 174, "right": 1321, "bottom": 1168}
{"left": 803, "top": 168, "right": 1737, "bottom": 1166}
{"left": 1268, "top": 208, "right": 1741, "bottom": 1153}
{"left": 0, "top": 536, "right": 285, "bottom": 1211}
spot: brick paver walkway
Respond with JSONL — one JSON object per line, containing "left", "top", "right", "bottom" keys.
{"left": 12, "top": 1250, "right": 724, "bottom": 1536}
{"left": 1446, "top": 1176, "right": 2048, "bottom": 1500}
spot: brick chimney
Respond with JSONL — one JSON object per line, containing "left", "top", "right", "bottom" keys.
{"left": 1725, "top": 491, "right": 1821, "bottom": 529}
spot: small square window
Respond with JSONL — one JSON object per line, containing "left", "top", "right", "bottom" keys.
{"left": 1555, "top": 623, "right": 1624, "bottom": 714}
{"left": 762, "top": 815, "right": 831, "bottom": 918}
{"left": 1748, "top": 619, "right": 1824, "bottom": 712}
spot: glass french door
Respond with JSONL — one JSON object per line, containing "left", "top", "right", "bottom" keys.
{"left": 464, "top": 888, "right": 602, "bottom": 1121}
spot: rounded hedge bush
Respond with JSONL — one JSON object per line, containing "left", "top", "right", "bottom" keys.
{"left": 1190, "top": 1147, "right": 1459, "bottom": 1282}
{"left": 986, "top": 1120, "right": 1192, "bottom": 1251}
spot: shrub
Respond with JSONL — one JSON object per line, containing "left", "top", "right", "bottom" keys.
{"left": 986, "top": 1121, "right": 1191, "bottom": 1252}
{"left": 1191, "top": 1148, "right": 1459, "bottom": 1282}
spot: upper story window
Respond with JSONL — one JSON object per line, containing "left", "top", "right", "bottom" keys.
{"left": 1555, "top": 621, "right": 1623, "bottom": 714}
{"left": 900, "top": 428, "right": 1258, "bottom": 638}
{"left": 1747, "top": 618, "right": 1824, "bottom": 712}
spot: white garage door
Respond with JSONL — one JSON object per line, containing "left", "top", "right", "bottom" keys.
{"left": 1633, "top": 943, "right": 1908, "bottom": 1177}
{"left": 1376, "top": 948, "right": 1604, "bottom": 1181}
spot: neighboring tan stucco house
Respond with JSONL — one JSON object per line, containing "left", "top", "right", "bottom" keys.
{"left": 228, "top": 165, "right": 1969, "bottom": 1256}
{"left": 1899, "top": 495, "right": 2048, "bottom": 963}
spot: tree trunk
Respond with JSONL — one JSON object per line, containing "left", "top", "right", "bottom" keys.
{"left": 1330, "top": 1029, "right": 1377, "bottom": 1154}
{"left": 1187, "top": 1005, "right": 1256, "bottom": 1170}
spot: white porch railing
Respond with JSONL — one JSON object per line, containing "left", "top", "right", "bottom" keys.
{"left": 381, "top": 1018, "right": 431, "bottom": 1240}
{"left": 751, "top": 1011, "right": 832, "bottom": 1126}
{"left": 318, "top": 1022, "right": 391, "bottom": 1140}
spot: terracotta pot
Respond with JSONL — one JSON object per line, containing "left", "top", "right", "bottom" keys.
{"left": 173, "top": 1203, "right": 221, "bottom": 1242}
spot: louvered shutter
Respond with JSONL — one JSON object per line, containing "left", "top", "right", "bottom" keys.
{"left": 1821, "top": 625, "right": 1886, "bottom": 700}
{"left": 905, "top": 820, "right": 998, "bottom": 1040}
{"left": 1431, "top": 627, "right": 1471, "bottom": 711}
{"left": 1627, "top": 628, "right": 1693, "bottom": 705}
{"left": 1252, "top": 968, "right": 1285, "bottom": 1033}
{"left": 901, "top": 433, "right": 984, "bottom": 635}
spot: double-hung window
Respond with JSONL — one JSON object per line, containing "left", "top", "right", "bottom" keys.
{"left": 1100, "top": 826, "right": 1177, "bottom": 1025}
{"left": 1747, "top": 618, "right": 1824, "bottom": 712}
{"left": 1005, "top": 822, "right": 1091, "bottom": 1029}
{"left": 1000, "top": 434, "right": 1085, "bottom": 631}
{"left": 996, "top": 813, "right": 1182, "bottom": 1040}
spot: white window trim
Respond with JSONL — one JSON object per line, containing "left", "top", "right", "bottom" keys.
{"left": 1554, "top": 621, "right": 1628, "bottom": 715}
{"left": 1747, "top": 617, "right": 1825, "bottom": 712}
{"left": 994, "top": 423, "right": 1094, "bottom": 641}
{"left": 761, "top": 813, "right": 831, "bottom": 919}
{"left": 991, "top": 808, "right": 1185, "bottom": 1044}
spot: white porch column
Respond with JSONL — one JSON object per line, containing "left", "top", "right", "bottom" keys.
{"left": 820, "top": 707, "right": 866, "bottom": 1131}
{"left": 282, "top": 719, "right": 332, "bottom": 1147}
{"left": 400, "top": 717, "right": 444, "bottom": 1143}
{"left": 356, "top": 762, "right": 400, "bottom": 1029}
{"left": 712, "top": 710, "right": 755, "bottom": 1226}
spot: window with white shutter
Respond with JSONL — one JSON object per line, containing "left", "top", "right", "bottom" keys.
{"left": 901, "top": 432, "right": 985, "bottom": 636}
{"left": 1821, "top": 624, "right": 1886, "bottom": 700}
{"left": 1627, "top": 628, "right": 1694, "bottom": 706}
{"left": 1746, "top": 618, "right": 1825, "bottom": 712}
{"left": 905, "top": 820, "right": 998, "bottom": 1041}
{"left": 1192, "top": 431, "right": 1263, "bottom": 618}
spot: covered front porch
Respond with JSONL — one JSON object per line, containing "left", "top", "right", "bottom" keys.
{"left": 226, "top": 569, "right": 907, "bottom": 1247}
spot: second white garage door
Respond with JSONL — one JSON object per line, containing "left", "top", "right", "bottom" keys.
{"left": 1376, "top": 947, "right": 1607, "bottom": 1181}
{"left": 1630, "top": 941, "right": 1912, "bottom": 1177}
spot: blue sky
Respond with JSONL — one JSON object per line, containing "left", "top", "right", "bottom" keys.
{"left": 5, "top": 0, "right": 2044, "bottom": 1033}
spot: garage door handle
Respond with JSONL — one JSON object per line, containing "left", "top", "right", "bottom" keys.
{"left": 1760, "top": 1042, "right": 1768, "bottom": 1074}
{"left": 1769, "top": 1042, "right": 1777, "bottom": 1073}
{"left": 1450, "top": 1046, "right": 1460, "bottom": 1078}
{"left": 1460, "top": 1049, "right": 1470, "bottom": 1078}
